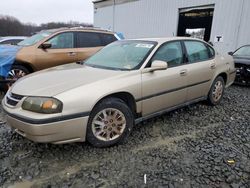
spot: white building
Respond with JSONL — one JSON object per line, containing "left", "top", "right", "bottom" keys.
{"left": 93, "top": 0, "right": 250, "bottom": 53}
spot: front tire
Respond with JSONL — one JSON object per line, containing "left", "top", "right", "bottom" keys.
{"left": 86, "top": 98, "right": 134, "bottom": 147}
{"left": 207, "top": 76, "right": 225, "bottom": 106}
{"left": 7, "top": 65, "right": 30, "bottom": 82}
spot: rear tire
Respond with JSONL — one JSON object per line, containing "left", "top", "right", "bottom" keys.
{"left": 86, "top": 98, "right": 134, "bottom": 148}
{"left": 207, "top": 76, "right": 225, "bottom": 106}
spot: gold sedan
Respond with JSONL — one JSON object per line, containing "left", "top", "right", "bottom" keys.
{"left": 2, "top": 38, "right": 236, "bottom": 147}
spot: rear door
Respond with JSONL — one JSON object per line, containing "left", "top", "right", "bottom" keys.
{"left": 183, "top": 40, "right": 216, "bottom": 101}
{"left": 75, "top": 32, "right": 103, "bottom": 62}
{"left": 141, "top": 41, "right": 188, "bottom": 116}
{"left": 35, "top": 32, "right": 76, "bottom": 70}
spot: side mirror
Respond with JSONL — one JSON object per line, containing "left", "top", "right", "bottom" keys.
{"left": 143, "top": 60, "right": 168, "bottom": 73}
{"left": 228, "top": 52, "right": 233, "bottom": 56}
{"left": 40, "top": 42, "right": 52, "bottom": 49}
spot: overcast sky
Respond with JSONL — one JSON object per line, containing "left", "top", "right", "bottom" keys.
{"left": 0, "top": 0, "right": 94, "bottom": 25}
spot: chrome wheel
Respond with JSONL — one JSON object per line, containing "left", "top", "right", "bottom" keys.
{"left": 7, "top": 69, "right": 27, "bottom": 81}
{"left": 91, "top": 108, "right": 126, "bottom": 141}
{"left": 212, "top": 80, "right": 223, "bottom": 102}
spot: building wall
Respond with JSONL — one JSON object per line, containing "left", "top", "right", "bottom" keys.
{"left": 236, "top": 0, "right": 250, "bottom": 49}
{"left": 94, "top": 0, "right": 250, "bottom": 53}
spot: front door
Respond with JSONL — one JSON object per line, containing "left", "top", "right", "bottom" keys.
{"left": 141, "top": 41, "right": 188, "bottom": 116}
{"left": 35, "top": 32, "right": 77, "bottom": 70}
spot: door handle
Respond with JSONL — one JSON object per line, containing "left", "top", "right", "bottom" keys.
{"left": 68, "top": 52, "right": 76, "bottom": 56}
{"left": 180, "top": 69, "right": 187, "bottom": 76}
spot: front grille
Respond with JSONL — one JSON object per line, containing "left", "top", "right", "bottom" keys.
{"left": 6, "top": 93, "right": 24, "bottom": 107}
{"left": 10, "top": 93, "right": 23, "bottom": 100}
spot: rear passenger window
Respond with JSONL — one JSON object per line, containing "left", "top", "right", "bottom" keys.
{"left": 100, "top": 34, "right": 117, "bottom": 45}
{"left": 151, "top": 41, "right": 183, "bottom": 68}
{"left": 77, "top": 32, "right": 102, "bottom": 48}
{"left": 184, "top": 41, "right": 210, "bottom": 63}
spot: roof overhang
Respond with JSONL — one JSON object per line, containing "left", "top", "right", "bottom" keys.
{"left": 93, "top": 0, "right": 139, "bottom": 9}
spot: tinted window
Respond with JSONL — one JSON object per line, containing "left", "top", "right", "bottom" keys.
{"left": 77, "top": 32, "right": 102, "bottom": 48}
{"left": 100, "top": 34, "right": 117, "bottom": 45}
{"left": 47, "top": 32, "right": 74, "bottom": 49}
{"left": 151, "top": 41, "right": 183, "bottom": 68}
{"left": 0, "top": 39, "right": 23, "bottom": 45}
{"left": 185, "top": 41, "right": 210, "bottom": 63}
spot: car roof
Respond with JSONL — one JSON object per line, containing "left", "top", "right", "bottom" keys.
{"left": 127, "top": 37, "right": 207, "bottom": 44}
{"left": 40, "top": 27, "right": 115, "bottom": 35}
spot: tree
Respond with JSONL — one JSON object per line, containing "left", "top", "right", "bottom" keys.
{"left": 0, "top": 15, "right": 93, "bottom": 36}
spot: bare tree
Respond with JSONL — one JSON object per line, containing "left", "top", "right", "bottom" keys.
{"left": 0, "top": 15, "right": 93, "bottom": 36}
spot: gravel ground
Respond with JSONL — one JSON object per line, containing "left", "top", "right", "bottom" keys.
{"left": 0, "top": 85, "right": 249, "bottom": 188}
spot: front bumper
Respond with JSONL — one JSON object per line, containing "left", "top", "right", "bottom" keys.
{"left": 4, "top": 110, "right": 89, "bottom": 144}
{"left": 2, "top": 92, "right": 90, "bottom": 144}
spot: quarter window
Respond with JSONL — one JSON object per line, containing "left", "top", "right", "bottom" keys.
{"left": 77, "top": 32, "right": 102, "bottom": 48}
{"left": 208, "top": 45, "right": 215, "bottom": 58}
{"left": 151, "top": 41, "right": 183, "bottom": 68}
{"left": 47, "top": 32, "right": 74, "bottom": 49}
{"left": 100, "top": 34, "right": 117, "bottom": 45}
{"left": 184, "top": 41, "right": 210, "bottom": 63}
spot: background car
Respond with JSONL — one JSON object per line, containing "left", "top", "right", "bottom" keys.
{"left": 229, "top": 45, "right": 250, "bottom": 85}
{"left": 0, "top": 27, "right": 123, "bottom": 85}
{"left": 0, "top": 36, "right": 27, "bottom": 45}
{"left": 2, "top": 38, "right": 236, "bottom": 147}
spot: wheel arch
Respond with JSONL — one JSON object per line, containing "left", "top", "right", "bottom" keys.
{"left": 216, "top": 72, "right": 228, "bottom": 85}
{"left": 13, "top": 61, "right": 35, "bottom": 73}
{"left": 92, "top": 92, "right": 138, "bottom": 118}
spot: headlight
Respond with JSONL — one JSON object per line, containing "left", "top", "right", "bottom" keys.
{"left": 22, "top": 97, "right": 63, "bottom": 114}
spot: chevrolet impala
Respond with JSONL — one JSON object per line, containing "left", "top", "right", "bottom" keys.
{"left": 2, "top": 38, "right": 236, "bottom": 147}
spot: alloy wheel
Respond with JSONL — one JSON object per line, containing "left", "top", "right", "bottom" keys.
{"left": 7, "top": 69, "right": 27, "bottom": 81}
{"left": 212, "top": 80, "right": 223, "bottom": 102}
{"left": 91, "top": 108, "right": 126, "bottom": 141}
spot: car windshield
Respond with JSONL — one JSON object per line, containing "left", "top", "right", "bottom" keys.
{"left": 18, "top": 31, "right": 52, "bottom": 46}
{"left": 84, "top": 40, "right": 157, "bottom": 70}
{"left": 234, "top": 46, "right": 250, "bottom": 57}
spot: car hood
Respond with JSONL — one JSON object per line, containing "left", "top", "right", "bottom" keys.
{"left": 233, "top": 56, "right": 250, "bottom": 65}
{"left": 10, "top": 63, "right": 125, "bottom": 96}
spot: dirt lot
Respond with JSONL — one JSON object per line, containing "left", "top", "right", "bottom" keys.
{"left": 0, "top": 85, "right": 249, "bottom": 188}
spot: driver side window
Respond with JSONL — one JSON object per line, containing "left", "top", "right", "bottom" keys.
{"left": 151, "top": 41, "right": 183, "bottom": 68}
{"left": 47, "top": 32, "right": 74, "bottom": 49}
